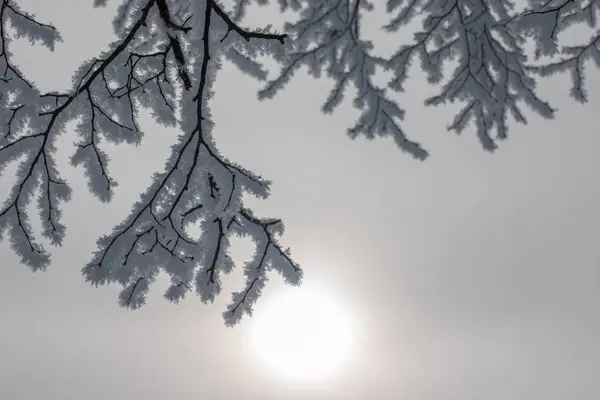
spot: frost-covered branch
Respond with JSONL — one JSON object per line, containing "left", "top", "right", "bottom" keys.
{"left": 77, "top": 0, "right": 301, "bottom": 325}
{"left": 250, "top": 0, "right": 599, "bottom": 153}
{"left": 392, "top": 0, "right": 555, "bottom": 148}
{"left": 1, "top": 0, "right": 300, "bottom": 324}
{"left": 511, "top": 0, "right": 600, "bottom": 103}
{"left": 0, "top": 0, "right": 69, "bottom": 268}
{"left": 259, "top": 0, "right": 429, "bottom": 159}
{"left": 0, "top": 0, "right": 160, "bottom": 271}
{"left": 2, "top": 0, "right": 599, "bottom": 325}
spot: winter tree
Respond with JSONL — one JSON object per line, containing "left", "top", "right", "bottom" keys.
{"left": 0, "top": 0, "right": 596, "bottom": 324}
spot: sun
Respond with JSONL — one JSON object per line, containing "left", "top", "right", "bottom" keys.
{"left": 248, "top": 286, "right": 356, "bottom": 381}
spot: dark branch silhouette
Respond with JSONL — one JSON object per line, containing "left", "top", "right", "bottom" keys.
{"left": 1, "top": 0, "right": 598, "bottom": 324}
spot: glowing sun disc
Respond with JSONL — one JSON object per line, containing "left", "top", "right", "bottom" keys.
{"left": 249, "top": 288, "right": 355, "bottom": 380}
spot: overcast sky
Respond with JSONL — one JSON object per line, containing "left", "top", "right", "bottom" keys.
{"left": 1, "top": 1, "right": 600, "bottom": 399}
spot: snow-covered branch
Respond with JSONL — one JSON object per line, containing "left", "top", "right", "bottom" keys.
{"left": 2, "top": 0, "right": 599, "bottom": 324}
{"left": 0, "top": 0, "right": 157, "bottom": 270}
{"left": 253, "top": 0, "right": 599, "bottom": 153}
{"left": 511, "top": 0, "right": 600, "bottom": 103}
{"left": 77, "top": 0, "right": 301, "bottom": 324}
{"left": 259, "top": 0, "right": 429, "bottom": 159}
{"left": 1, "top": 0, "right": 300, "bottom": 324}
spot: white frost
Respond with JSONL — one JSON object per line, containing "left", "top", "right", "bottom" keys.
{"left": 0, "top": 0, "right": 596, "bottom": 324}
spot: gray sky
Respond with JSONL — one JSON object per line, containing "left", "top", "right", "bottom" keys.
{"left": 1, "top": 1, "right": 599, "bottom": 399}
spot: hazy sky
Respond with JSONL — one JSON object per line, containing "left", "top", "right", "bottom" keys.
{"left": 1, "top": 1, "right": 600, "bottom": 399}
